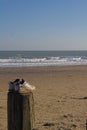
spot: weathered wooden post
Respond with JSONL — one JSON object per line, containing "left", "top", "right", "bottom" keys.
{"left": 7, "top": 91, "right": 35, "bottom": 130}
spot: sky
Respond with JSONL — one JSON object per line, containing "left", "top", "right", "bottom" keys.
{"left": 0, "top": 0, "right": 87, "bottom": 50}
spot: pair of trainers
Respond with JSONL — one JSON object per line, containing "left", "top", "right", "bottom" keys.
{"left": 9, "top": 79, "right": 36, "bottom": 92}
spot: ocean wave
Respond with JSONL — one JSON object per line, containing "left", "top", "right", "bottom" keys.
{"left": 0, "top": 56, "right": 87, "bottom": 67}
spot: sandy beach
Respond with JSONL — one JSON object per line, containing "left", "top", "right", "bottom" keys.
{"left": 0, "top": 65, "right": 87, "bottom": 130}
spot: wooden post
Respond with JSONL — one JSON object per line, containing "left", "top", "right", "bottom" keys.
{"left": 7, "top": 91, "right": 35, "bottom": 130}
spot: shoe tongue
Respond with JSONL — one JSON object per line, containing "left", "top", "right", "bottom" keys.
{"left": 14, "top": 79, "right": 20, "bottom": 83}
{"left": 20, "top": 79, "right": 25, "bottom": 84}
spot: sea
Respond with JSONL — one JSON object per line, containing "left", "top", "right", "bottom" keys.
{"left": 0, "top": 51, "right": 87, "bottom": 67}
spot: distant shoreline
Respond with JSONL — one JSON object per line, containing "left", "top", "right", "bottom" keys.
{"left": 0, "top": 64, "right": 87, "bottom": 68}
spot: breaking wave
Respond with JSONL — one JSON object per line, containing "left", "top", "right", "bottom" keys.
{"left": 0, "top": 56, "right": 87, "bottom": 67}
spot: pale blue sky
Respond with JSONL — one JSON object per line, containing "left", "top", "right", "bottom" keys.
{"left": 0, "top": 0, "right": 87, "bottom": 50}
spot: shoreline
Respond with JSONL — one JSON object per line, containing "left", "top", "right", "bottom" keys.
{"left": 0, "top": 64, "right": 87, "bottom": 68}
{"left": 0, "top": 64, "right": 87, "bottom": 70}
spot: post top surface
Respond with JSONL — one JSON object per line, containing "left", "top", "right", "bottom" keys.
{"left": 8, "top": 90, "right": 33, "bottom": 95}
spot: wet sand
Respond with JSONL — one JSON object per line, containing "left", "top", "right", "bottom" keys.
{"left": 0, "top": 65, "right": 87, "bottom": 130}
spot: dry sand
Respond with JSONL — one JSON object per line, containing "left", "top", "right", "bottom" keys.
{"left": 0, "top": 65, "right": 87, "bottom": 130}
